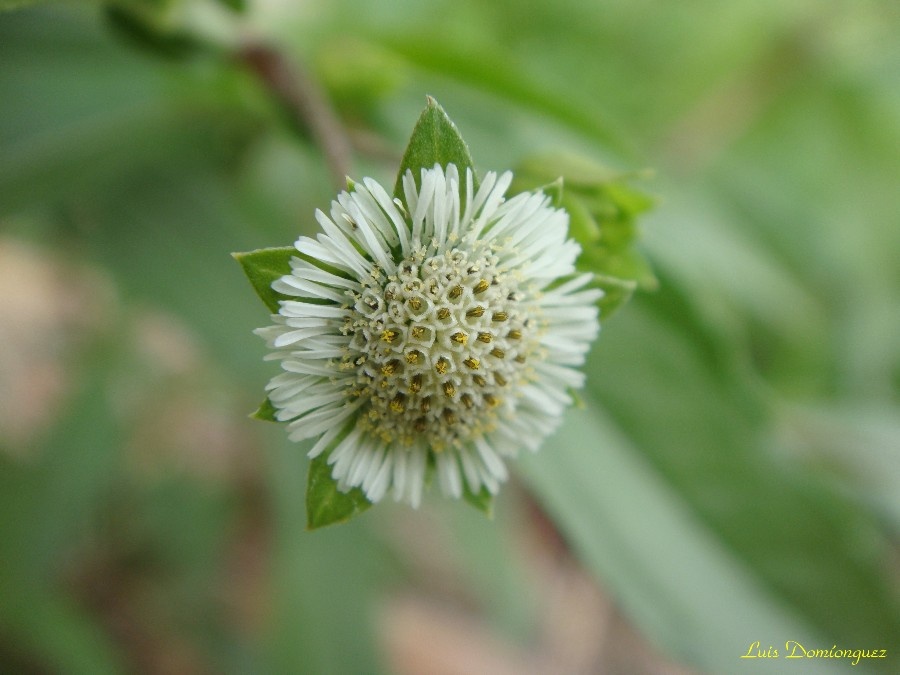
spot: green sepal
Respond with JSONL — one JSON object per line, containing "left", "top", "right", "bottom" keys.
{"left": 306, "top": 451, "right": 373, "bottom": 530}
{"left": 393, "top": 96, "right": 478, "bottom": 198}
{"left": 251, "top": 397, "right": 278, "bottom": 422}
{"left": 463, "top": 484, "right": 494, "bottom": 517}
{"left": 232, "top": 246, "right": 295, "bottom": 313}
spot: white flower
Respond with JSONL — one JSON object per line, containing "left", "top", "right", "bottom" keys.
{"left": 256, "top": 164, "right": 601, "bottom": 507}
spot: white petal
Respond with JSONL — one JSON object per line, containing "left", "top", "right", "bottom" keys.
{"left": 273, "top": 275, "right": 346, "bottom": 303}
{"left": 392, "top": 450, "right": 409, "bottom": 502}
{"left": 436, "top": 452, "right": 462, "bottom": 499}
{"left": 363, "top": 177, "right": 410, "bottom": 252}
{"left": 458, "top": 447, "right": 482, "bottom": 494}
{"left": 308, "top": 424, "right": 344, "bottom": 459}
{"left": 408, "top": 447, "right": 426, "bottom": 508}
{"left": 474, "top": 437, "right": 509, "bottom": 482}
{"left": 366, "top": 450, "right": 393, "bottom": 503}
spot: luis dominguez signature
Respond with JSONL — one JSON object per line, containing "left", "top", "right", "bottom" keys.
{"left": 741, "top": 641, "right": 887, "bottom": 666}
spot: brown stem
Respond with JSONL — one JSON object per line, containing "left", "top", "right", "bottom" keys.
{"left": 239, "top": 43, "right": 352, "bottom": 188}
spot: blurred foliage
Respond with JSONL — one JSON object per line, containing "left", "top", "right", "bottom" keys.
{"left": 1, "top": 0, "right": 899, "bottom": 674}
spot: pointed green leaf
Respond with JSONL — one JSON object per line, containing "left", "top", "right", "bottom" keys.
{"left": 463, "top": 484, "right": 494, "bottom": 517}
{"left": 232, "top": 247, "right": 295, "bottom": 313}
{"left": 251, "top": 397, "right": 279, "bottom": 422}
{"left": 393, "top": 96, "right": 477, "bottom": 198}
{"left": 306, "top": 452, "right": 373, "bottom": 529}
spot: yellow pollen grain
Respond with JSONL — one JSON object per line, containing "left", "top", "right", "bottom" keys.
{"left": 477, "top": 332, "right": 492, "bottom": 343}
{"left": 451, "top": 332, "right": 468, "bottom": 345}
{"left": 435, "top": 358, "right": 450, "bottom": 375}
{"left": 411, "top": 326, "right": 426, "bottom": 339}
{"left": 437, "top": 307, "right": 451, "bottom": 319}
{"left": 492, "top": 312, "right": 508, "bottom": 322}
{"left": 494, "top": 373, "right": 507, "bottom": 386}
{"left": 484, "top": 394, "right": 500, "bottom": 407}
{"left": 490, "top": 347, "right": 505, "bottom": 359}
{"left": 463, "top": 357, "right": 480, "bottom": 370}
{"left": 408, "top": 297, "right": 422, "bottom": 310}
{"left": 390, "top": 395, "right": 405, "bottom": 413}
{"left": 473, "top": 375, "right": 487, "bottom": 387}
{"left": 473, "top": 279, "right": 489, "bottom": 294}
{"left": 381, "top": 360, "right": 398, "bottom": 376}
{"left": 449, "top": 285, "right": 463, "bottom": 299}
{"left": 381, "top": 329, "right": 397, "bottom": 342}
{"left": 466, "top": 306, "right": 485, "bottom": 317}
{"left": 443, "top": 381, "right": 456, "bottom": 398}
{"left": 461, "top": 394, "right": 474, "bottom": 409}
{"left": 406, "top": 351, "right": 420, "bottom": 364}
{"left": 507, "top": 329, "right": 522, "bottom": 340}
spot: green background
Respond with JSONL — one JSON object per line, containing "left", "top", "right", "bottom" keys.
{"left": 1, "top": 0, "right": 898, "bottom": 673}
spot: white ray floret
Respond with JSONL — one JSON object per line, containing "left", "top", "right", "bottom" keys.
{"left": 256, "top": 164, "right": 602, "bottom": 508}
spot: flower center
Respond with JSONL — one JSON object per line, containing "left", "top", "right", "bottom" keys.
{"left": 343, "top": 241, "right": 535, "bottom": 450}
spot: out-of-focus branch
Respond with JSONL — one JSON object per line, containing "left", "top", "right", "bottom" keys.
{"left": 238, "top": 43, "right": 352, "bottom": 187}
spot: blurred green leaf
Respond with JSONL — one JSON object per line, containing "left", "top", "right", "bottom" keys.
{"left": 576, "top": 293, "right": 900, "bottom": 670}
{"left": 233, "top": 247, "right": 295, "bottom": 314}
{"left": 267, "top": 433, "right": 389, "bottom": 674}
{"left": 590, "top": 273, "right": 637, "bottom": 320}
{"left": 306, "top": 450, "right": 373, "bottom": 530}
{"left": 315, "top": 36, "right": 407, "bottom": 114}
{"left": 379, "top": 35, "right": 629, "bottom": 157}
{"left": 0, "top": 0, "right": 51, "bottom": 10}
{"left": 393, "top": 96, "right": 477, "bottom": 197}
{"left": 104, "top": 3, "right": 206, "bottom": 61}
{"left": 213, "top": 0, "right": 246, "bottom": 13}
{"left": 0, "top": 339, "right": 126, "bottom": 673}
{"left": 0, "top": 584, "right": 124, "bottom": 675}
{"left": 520, "top": 403, "right": 865, "bottom": 675}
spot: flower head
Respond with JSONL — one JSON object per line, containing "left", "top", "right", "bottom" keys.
{"left": 256, "top": 164, "right": 601, "bottom": 507}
